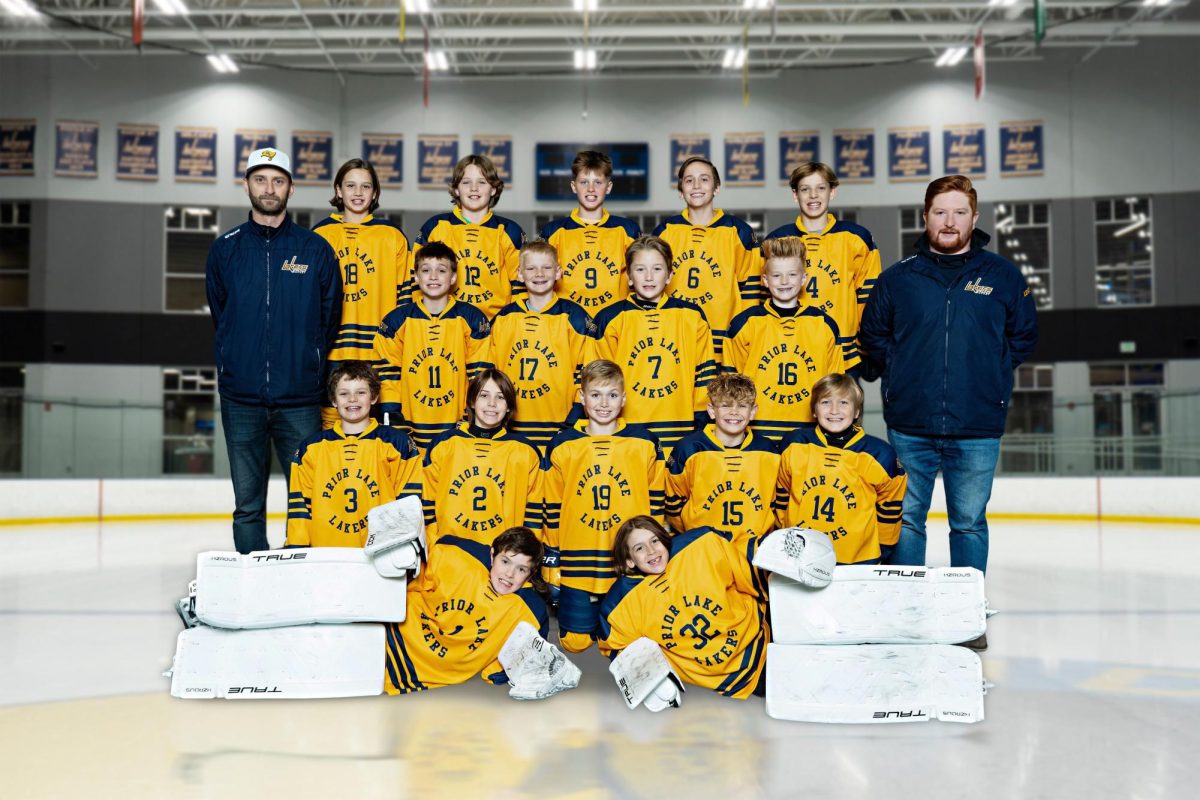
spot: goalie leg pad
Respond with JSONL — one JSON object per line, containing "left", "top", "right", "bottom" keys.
{"left": 769, "top": 565, "right": 987, "bottom": 645}
{"left": 609, "top": 637, "right": 685, "bottom": 712}
{"left": 168, "top": 624, "right": 385, "bottom": 699}
{"left": 765, "top": 643, "right": 985, "bottom": 724}
{"left": 193, "top": 549, "right": 408, "bottom": 629}
{"left": 499, "top": 622, "right": 582, "bottom": 701}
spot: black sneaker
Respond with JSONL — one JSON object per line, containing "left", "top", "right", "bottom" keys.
{"left": 958, "top": 633, "right": 988, "bottom": 652}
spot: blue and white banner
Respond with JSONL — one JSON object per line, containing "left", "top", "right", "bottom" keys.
{"left": 116, "top": 123, "right": 159, "bottom": 181}
{"left": 670, "top": 134, "right": 711, "bottom": 183}
{"left": 55, "top": 120, "right": 99, "bottom": 178}
{"left": 292, "top": 131, "right": 333, "bottom": 185}
{"left": 473, "top": 135, "right": 512, "bottom": 184}
{"left": 418, "top": 134, "right": 459, "bottom": 190}
{"left": 943, "top": 124, "right": 986, "bottom": 177}
{"left": 175, "top": 126, "right": 217, "bottom": 182}
{"left": 779, "top": 130, "right": 819, "bottom": 183}
{"left": 724, "top": 132, "right": 765, "bottom": 187}
{"left": 0, "top": 119, "right": 36, "bottom": 176}
{"left": 1000, "top": 120, "right": 1044, "bottom": 177}
{"left": 362, "top": 133, "right": 403, "bottom": 187}
{"left": 833, "top": 129, "right": 875, "bottom": 183}
{"left": 887, "top": 127, "right": 931, "bottom": 182}
{"left": 234, "top": 129, "right": 275, "bottom": 179}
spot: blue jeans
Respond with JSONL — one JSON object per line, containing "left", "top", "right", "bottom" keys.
{"left": 887, "top": 429, "right": 1000, "bottom": 574}
{"left": 220, "top": 398, "right": 321, "bottom": 554}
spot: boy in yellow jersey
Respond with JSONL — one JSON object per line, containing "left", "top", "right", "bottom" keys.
{"left": 541, "top": 360, "right": 666, "bottom": 653}
{"left": 413, "top": 154, "right": 525, "bottom": 318}
{"left": 286, "top": 361, "right": 422, "bottom": 547}
{"left": 652, "top": 156, "right": 763, "bottom": 365}
{"left": 423, "top": 369, "right": 543, "bottom": 546}
{"left": 763, "top": 161, "right": 881, "bottom": 376}
{"left": 594, "top": 236, "right": 717, "bottom": 452}
{"left": 665, "top": 373, "right": 782, "bottom": 544}
{"left": 373, "top": 241, "right": 492, "bottom": 450}
{"left": 314, "top": 159, "right": 412, "bottom": 428}
{"left": 384, "top": 527, "right": 550, "bottom": 694}
{"left": 776, "top": 373, "right": 907, "bottom": 564}
{"left": 599, "top": 517, "right": 769, "bottom": 700}
{"left": 726, "top": 235, "right": 844, "bottom": 443}
{"left": 489, "top": 240, "right": 597, "bottom": 451}
{"left": 540, "top": 150, "right": 641, "bottom": 313}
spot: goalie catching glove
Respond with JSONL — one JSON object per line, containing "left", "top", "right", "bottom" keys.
{"left": 498, "top": 622, "right": 581, "bottom": 701}
{"left": 609, "top": 637, "right": 685, "bottom": 712}
{"left": 364, "top": 496, "right": 426, "bottom": 578}
{"left": 753, "top": 527, "right": 836, "bottom": 588}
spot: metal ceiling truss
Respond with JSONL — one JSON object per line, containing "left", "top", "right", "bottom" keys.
{"left": 0, "top": 0, "right": 1193, "bottom": 78}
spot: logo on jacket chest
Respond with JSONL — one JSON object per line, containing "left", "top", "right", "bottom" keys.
{"left": 964, "top": 277, "right": 994, "bottom": 296}
{"left": 281, "top": 256, "right": 309, "bottom": 274}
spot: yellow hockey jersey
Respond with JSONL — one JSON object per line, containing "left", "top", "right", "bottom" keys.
{"left": 593, "top": 296, "right": 718, "bottom": 452}
{"left": 313, "top": 214, "right": 412, "bottom": 362}
{"left": 384, "top": 536, "right": 549, "bottom": 694}
{"left": 598, "top": 527, "right": 768, "bottom": 700}
{"left": 423, "top": 423, "right": 544, "bottom": 546}
{"left": 776, "top": 426, "right": 907, "bottom": 564}
{"left": 726, "top": 303, "right": 845, "bottom": 441}
{"left": 763, "top": 214, "right": 881, "bottom": 372}
{"left": 540, "top": 210, "right": 640, "bottom": 313}
{"left": 414, "top": 209, "right": 525, "bottom": 318}
{"left": 542, "top": 420, "right": 666, "bottom": 595}
{"left": 652, "top": 209, "right": 764, "bottom": 363}
{"left": 488, "top": 295, "right": 597, "bottom": 450}
{"left": 286, "top": 419, "right": 423, "bottom": 547}
{"left": 665, "top": 425, "right": 783, "bottom": 543}
{"left": 373, "top": 294, "right": 492, "bottom": 450}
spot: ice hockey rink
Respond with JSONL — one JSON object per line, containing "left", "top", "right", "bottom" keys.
{"left": 3, "top": 514, "right": 1198, "bottom": 800}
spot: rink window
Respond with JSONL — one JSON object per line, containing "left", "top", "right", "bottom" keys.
{"left": 898, "top": 206, "right": 924, "bottom": 258}
{"left": 164, "top": 206, "right": 219, "bottom": 313}
{"left": 995, "top": 202, "right": 1051, "bottom": 310}
{"left": 163, "top": 367, "right": 217, "bottom": 475}
{"left": 1094, "top": 196, "right": 1153, "bottom": 307}
{"left": 0, "top": 201, "right": 31, "bottom": 309}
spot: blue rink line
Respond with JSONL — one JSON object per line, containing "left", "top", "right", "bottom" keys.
{"left": 0, "top": 609, "right": 174, "bottom": 617}
{"left": 998, "top": 609, "right": 1200, "bottom": 616}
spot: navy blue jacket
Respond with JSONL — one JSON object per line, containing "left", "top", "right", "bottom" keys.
{"left": 858, "top": 229, "right": 1038, "bottom": 438}
{"left": 205, "top": 213, "right": 341, "bottom": 407}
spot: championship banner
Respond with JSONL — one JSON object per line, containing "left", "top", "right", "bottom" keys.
{"left": 115, "top": 123, "right": 159, "bottom": 181}
{"left": 0, "top": 119, "right": 36, "bottom": 176}
{"left": 418, "top": 134, "right": 459, "bottom": 190}
{"left": 175, "top": 127, "right": 217, "bottom": 182}
{"left": 362, "top": 133, "right": 403, "bottom": 187}
{"left": 291, "top": 131, "right": 333, "bottom": 185}
{"left": 943, "top": 124, "right": 986, "bottom": 177}
{"left": 472, "top": 135, "right": 512, "bottom": 183}
{"left": 1000, "top": 120, "right": 1044, "bottom": 177}
{"left": 887, "top": 126, "right": 931, "bottom": 182}
{"left": 779, "top": 130, "right": 819, "bottom": 184}
{"left": 833, "top": 129, "right": 875, "bottom": 183}
{"left": 234, "top": 129, "right": 275, "bottom": 179}
{"left": 670, "top": 134, "right": 710, "bottom": 184}
{"left": 723, "top": 132, "right": 765, "bottom": 187}
{"left": 54, "top": 120, "right": 99, "bottom": 178}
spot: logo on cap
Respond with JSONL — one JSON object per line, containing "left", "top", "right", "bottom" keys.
{"left": 261, "top": 149, "right": 277, "bottom": 161}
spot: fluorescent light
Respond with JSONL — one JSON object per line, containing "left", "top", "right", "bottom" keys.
{"left": 574, "top": 0, "right": 599, "bottom": 10}
{"left": 935, "top": 46, "right": 969, "bottom": 67}
{"left": 1142, "top": 0, "right": 1170, "bottom": 7}
{"left": 405, "top": 0, "right": 432, "bottom": 12}
{"left": 1113, "top": 214, "right": 1148, "bottom": 238}
{"left": 425, "top": 50, "right": 449, "bottom": 71}
{"left": 219, "top": 54, "right": 238, "bottom": 73}
{"left": 743, "top": 0, "right": 773, "bottom": 9}
{"left": 0, "top": 0, "right": 38, "bottom": 17}
{"left": 723, "top": 47, "right": 747, "bottom": 69}
{"left": 988, "top": 0, "right": 1018, "bottom": 7}
{"left": 152, "top": 0, "right": 190, "bottom": 15}
{"left": 574, "top": 48, "right": 597, "bottom": 70}
{"left": 207, "top": 54, "right": 229, "bottom": 73}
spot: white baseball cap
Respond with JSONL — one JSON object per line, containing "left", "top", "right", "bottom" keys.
{"left": 245, "top": 147, "right": 292, "bottom": 178}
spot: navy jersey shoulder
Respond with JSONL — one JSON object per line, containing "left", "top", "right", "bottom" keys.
{"left": 416, "top": 211, "right": 456, "bottom": 244}
{"left": 671, "top": 526, "right": 732, "bottom": 558}
{"left": 438, "top": 535, "right": 493, "bottom": 570}
{"left": 828, "top": 219, "right": 877, "bottom": 251}
{"left": 727, "top": 303, "right": 770, "bottom": 338}
{"left": 848, "top": 432, "right": 904, "bottom": 477}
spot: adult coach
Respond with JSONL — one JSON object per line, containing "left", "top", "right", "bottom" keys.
{"left": 205, "top": 148, "right": 341, "bottom": 554}
{"left": 859, "top": 175, "right": 1037, "bottom": 592}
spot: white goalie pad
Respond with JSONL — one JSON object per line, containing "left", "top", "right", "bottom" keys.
{"left": 766, "top": 643, "right": 985, "bottom": 724}
{"left": 609, "top": 637, "right": 685, "bottom": 712}
{"left": 498, "top": 621, "right": 582, "bottom": 701}
{"left": 753, "top": 527, "right": 836, "bottom": 588}
{"left": 168, "top": 624, "right": 385, "bottom": 700}
{"left": 365, "top": 496, "right": 426, "bottom": 578}
{"left": 770, "top": 565, "right": 987, "bottom": 645}
{"left": 193, "top": 548, "right": 407, "bottom": 629}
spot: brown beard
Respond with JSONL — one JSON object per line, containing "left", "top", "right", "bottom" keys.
{"left": 249, "top": 191, "right": 288, "bottom": 218}
{"left": 928, "top": 228, "right": 971, "bottom": 254}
